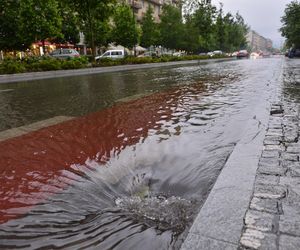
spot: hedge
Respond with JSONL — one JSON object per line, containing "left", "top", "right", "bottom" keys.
{"left": 0, "top": 56, "right": 89, "bottom": 74}
{"left": 0, "top": 54, "right": 228, "bottom": 74}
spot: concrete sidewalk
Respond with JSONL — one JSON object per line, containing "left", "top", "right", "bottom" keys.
{"left": 0, "top": 58, "right": 232, "bottom": 84}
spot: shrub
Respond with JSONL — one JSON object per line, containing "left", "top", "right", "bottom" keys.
{"left": 0, "top": 53, "right": 228, "bottom": 74}
{"left": 0, "top": 59, "right": 26, "bottom": 74}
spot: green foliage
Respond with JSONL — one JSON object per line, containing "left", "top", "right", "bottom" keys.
{"left": 0, "top": 57, "right": 89, "bottom": 74}
{"left": 159, "top": 4, "right": 184, "bottom": 50}
{"left": 141, "top": 7, "right": 160, "bottom": 48}
{"left": 112, "top": 4, "right": 139, "bottom": 49}
{"left": 19, "top": 0, "right": 63, "bottom": 52}
{"left": 0, "top": 0, "right": 30, "bottom": 51}
{"left": 0, "top": 59, "right": 26, "bottom": 74}
{"left": 68, "top": 0, "right": 115, "bottom": 57}
{"left": 193, "top": 2, "right": 217, "bottom": 52}
{"left": 54, "top": 1, "right": 80, "bottom": 44}
{"left": 281, "top": 0, "right": 300, "bottom": 48}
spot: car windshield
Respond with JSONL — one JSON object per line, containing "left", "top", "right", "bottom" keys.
{"left": 62, "top": 49, "right": 72, "bottom": 54}
{"left": 102, "top": 52, "right": 110, "bottom": 56}
{"left": 50, "top": 50, "right": 60, "bottom": 55}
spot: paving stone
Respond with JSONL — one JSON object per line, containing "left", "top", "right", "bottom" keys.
{"left": 282, "top": 152, "right": 299, "bottom": 162}
{"left": 255, "top": 174, "right": 279, "bottom": 185}
{"left": 280, "top": 203, "right": 300, "bottom": 237}
{"left": 283, "top": 115, "right": 298, "bottom": 123}
{"left": 286, "top": 145, "right": 300, "bottom": 154}
{"left": 264, "top": 139, "right": 281, "bottom": 145}
{"left": 265, "top": 135, "right": 283, "bottom": 141}
{"left": 269, "top": 116, "right": 282, "bottom": 124}
{"left": 266, "top": 129, "right": 283, "bottom": 137}
{"left": 263, "top": 145, "right": 283, "bottom": 151}
{"left": 287, "top": 162, "right": 300, "bottom": 177}
{"left": 244, "top": 210, "right": 277, "bottom": 232}
{"left": 257, "top": 164, "right": 286, "bottom": 176}
{"left": 272, "top": 114, "right": 284, "bottom": 117}
{"left": 283, "top": 131, "right": 298, "bottom": 143}
{"left": 240, "top": 229, "right": 277, "bottom": 250}
{"left": 254, "top": 184, "right": 286, "bottom": 199}
{"left": 279, "top": 235, "right": 300, "bottom": 250}
{"left": 261, "top": 150, "right": 280, "bottom": 159}
{"left": 259, "top": 158, "right": 280, "bottom": 167}
{"left": 280, "top": 177, "right": 300, "bottom": 194}
{"left": 250, "top": 197, "right": 280, "bottom": 214}
{"left": 268, "top": 123, "right": 282, "bottom": 129}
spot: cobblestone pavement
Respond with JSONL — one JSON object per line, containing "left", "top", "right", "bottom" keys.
{"left": 239, "top": 59, "right": 300, "bottom": 250}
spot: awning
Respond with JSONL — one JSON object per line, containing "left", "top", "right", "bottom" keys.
{"left": 135, "top": 45, "right": 147, "bottom": 52}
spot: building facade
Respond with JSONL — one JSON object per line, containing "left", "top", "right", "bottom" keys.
{"left": 246, "top": 30, "right": 273, "bottom": 52}
{"left": 126, "top": 0, "right": 179, "bottom": 23}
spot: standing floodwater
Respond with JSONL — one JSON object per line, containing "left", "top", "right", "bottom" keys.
{"left": 0, "top": 58, "right": 283, "bottom": 249}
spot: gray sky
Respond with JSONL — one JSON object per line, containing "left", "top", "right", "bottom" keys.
{"left": 211, "top": 0, "right": 292, "bottom": 48}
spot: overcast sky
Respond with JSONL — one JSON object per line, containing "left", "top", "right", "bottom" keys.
{"left": 210, "top": 0, "right": 292, "bottom": 48}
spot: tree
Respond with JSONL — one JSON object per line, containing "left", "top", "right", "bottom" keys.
{"left": 112, "top": 4, "right": 139, "bottom": 49}
{"left": 140, "top": 6, "right": 160, "bottom": 48}
{"left": 19, "top": 0, "right": 63, "bottom": 53}
{"left": 68, "top": 0, "right": 115, "bottom": 57}
{"left": 159, "top": 4, "right": 184, "bottom": 50}
{"left": 232, "top": 13, "right": 248, "bottom": 50}
{"left": 54, "top": 1, "right": 80, "bottom": 44}
{"left": 214, "top": 5, "right": 226, "bottom": 51}
{"left": 182, "top": 14, "right": 200, "bottom": 53}
{"left": 192, "top": 2, "right": 217, "bottom": 52}
{"left": 0, "top": 0, "right": 30, "bottom": 51}
{"left": 280, "top": 0, "right": 300, "bottom": 48}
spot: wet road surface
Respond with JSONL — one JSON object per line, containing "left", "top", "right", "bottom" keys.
{"left": 0, "top": 58, "right": 283, "bottom": 249}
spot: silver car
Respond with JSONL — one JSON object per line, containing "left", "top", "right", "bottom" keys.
{"left": 49, "top": 49, "right": 80, "bottom": 59}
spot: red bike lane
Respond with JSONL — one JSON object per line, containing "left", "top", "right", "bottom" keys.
{"left": 0, "top": 86, "right": 196, "bottom": 224}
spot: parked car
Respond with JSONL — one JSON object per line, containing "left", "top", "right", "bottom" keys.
{"left": 213, "top": 50, "right": 223, "bottom": 55}
{"left": 95, "top": 50, "right": 126, "bottom": 60}
{"left": 231, "top": 51, "right": 239, "bottom": 57}
{"left": 207, "top": 51, "right": 214, "bottom": 57}
{"left": 250, "top": 52, "right": 260, "bottom": 59}
{"left": 49, "top": 49, "right": 80, "bottom": 59}
{"left": 236, "top": 50, "right": 249, "bottom": 58}
{"left": 137, "top": 51, "right": 158, "bottom": 57}
{"left": 288, "top": 48, "right": 300, "bottom": 58}
{"left": 173, "top": 52, "right": 184, "bottom": 57}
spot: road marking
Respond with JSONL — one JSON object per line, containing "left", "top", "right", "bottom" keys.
{"left": 0, "top": 116, "right": 74, "bottom": 142}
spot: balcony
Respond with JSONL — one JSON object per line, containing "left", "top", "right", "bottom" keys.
{"left": 148, "top": 0, "right": 163, "bottom": 6}
{"left": 136, "top": 12, "right": 145, "bottom": 22}
{"left": 129, "top": 0, "right": 142, "bottom": 9}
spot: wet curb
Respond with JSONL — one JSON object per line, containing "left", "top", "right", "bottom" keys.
{"left": 0, "top": 58, "right": 233, "bottom": 84}
{"left": 181, "top": 60, "right": 284, "bottom": 250}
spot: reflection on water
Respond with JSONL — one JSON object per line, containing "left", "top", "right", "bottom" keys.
{"left": 0, "top": 59, "right": 283, "bottom": 249}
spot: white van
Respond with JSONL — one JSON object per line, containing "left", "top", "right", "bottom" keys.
{"left": 95, "top": 50, "right": 126, "bottom": 60}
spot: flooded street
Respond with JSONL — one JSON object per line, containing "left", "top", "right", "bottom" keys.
{"left": 0, "top": 58, "right": 283, "bottom": 249}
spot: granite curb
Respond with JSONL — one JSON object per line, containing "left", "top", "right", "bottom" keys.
{"left": 181, "top": 59, "right": 284, "bottom": 250}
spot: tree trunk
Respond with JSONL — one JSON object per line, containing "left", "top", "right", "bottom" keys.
{"left": 42, "top": 40, "right": 46, "bottom": 56}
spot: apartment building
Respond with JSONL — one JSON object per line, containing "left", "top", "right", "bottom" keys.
{"left": 126, "top": 0, "right": 179, "bottom": 23}
{"left": 246, "top": 30, "right": 273, "bottom": 52}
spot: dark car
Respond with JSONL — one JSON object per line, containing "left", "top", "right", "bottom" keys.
{"left": 288, "top": 48, "right": 300, "bottom": 58}
{"left": 236, "top": 50, "right": 249, "bottom": 58}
